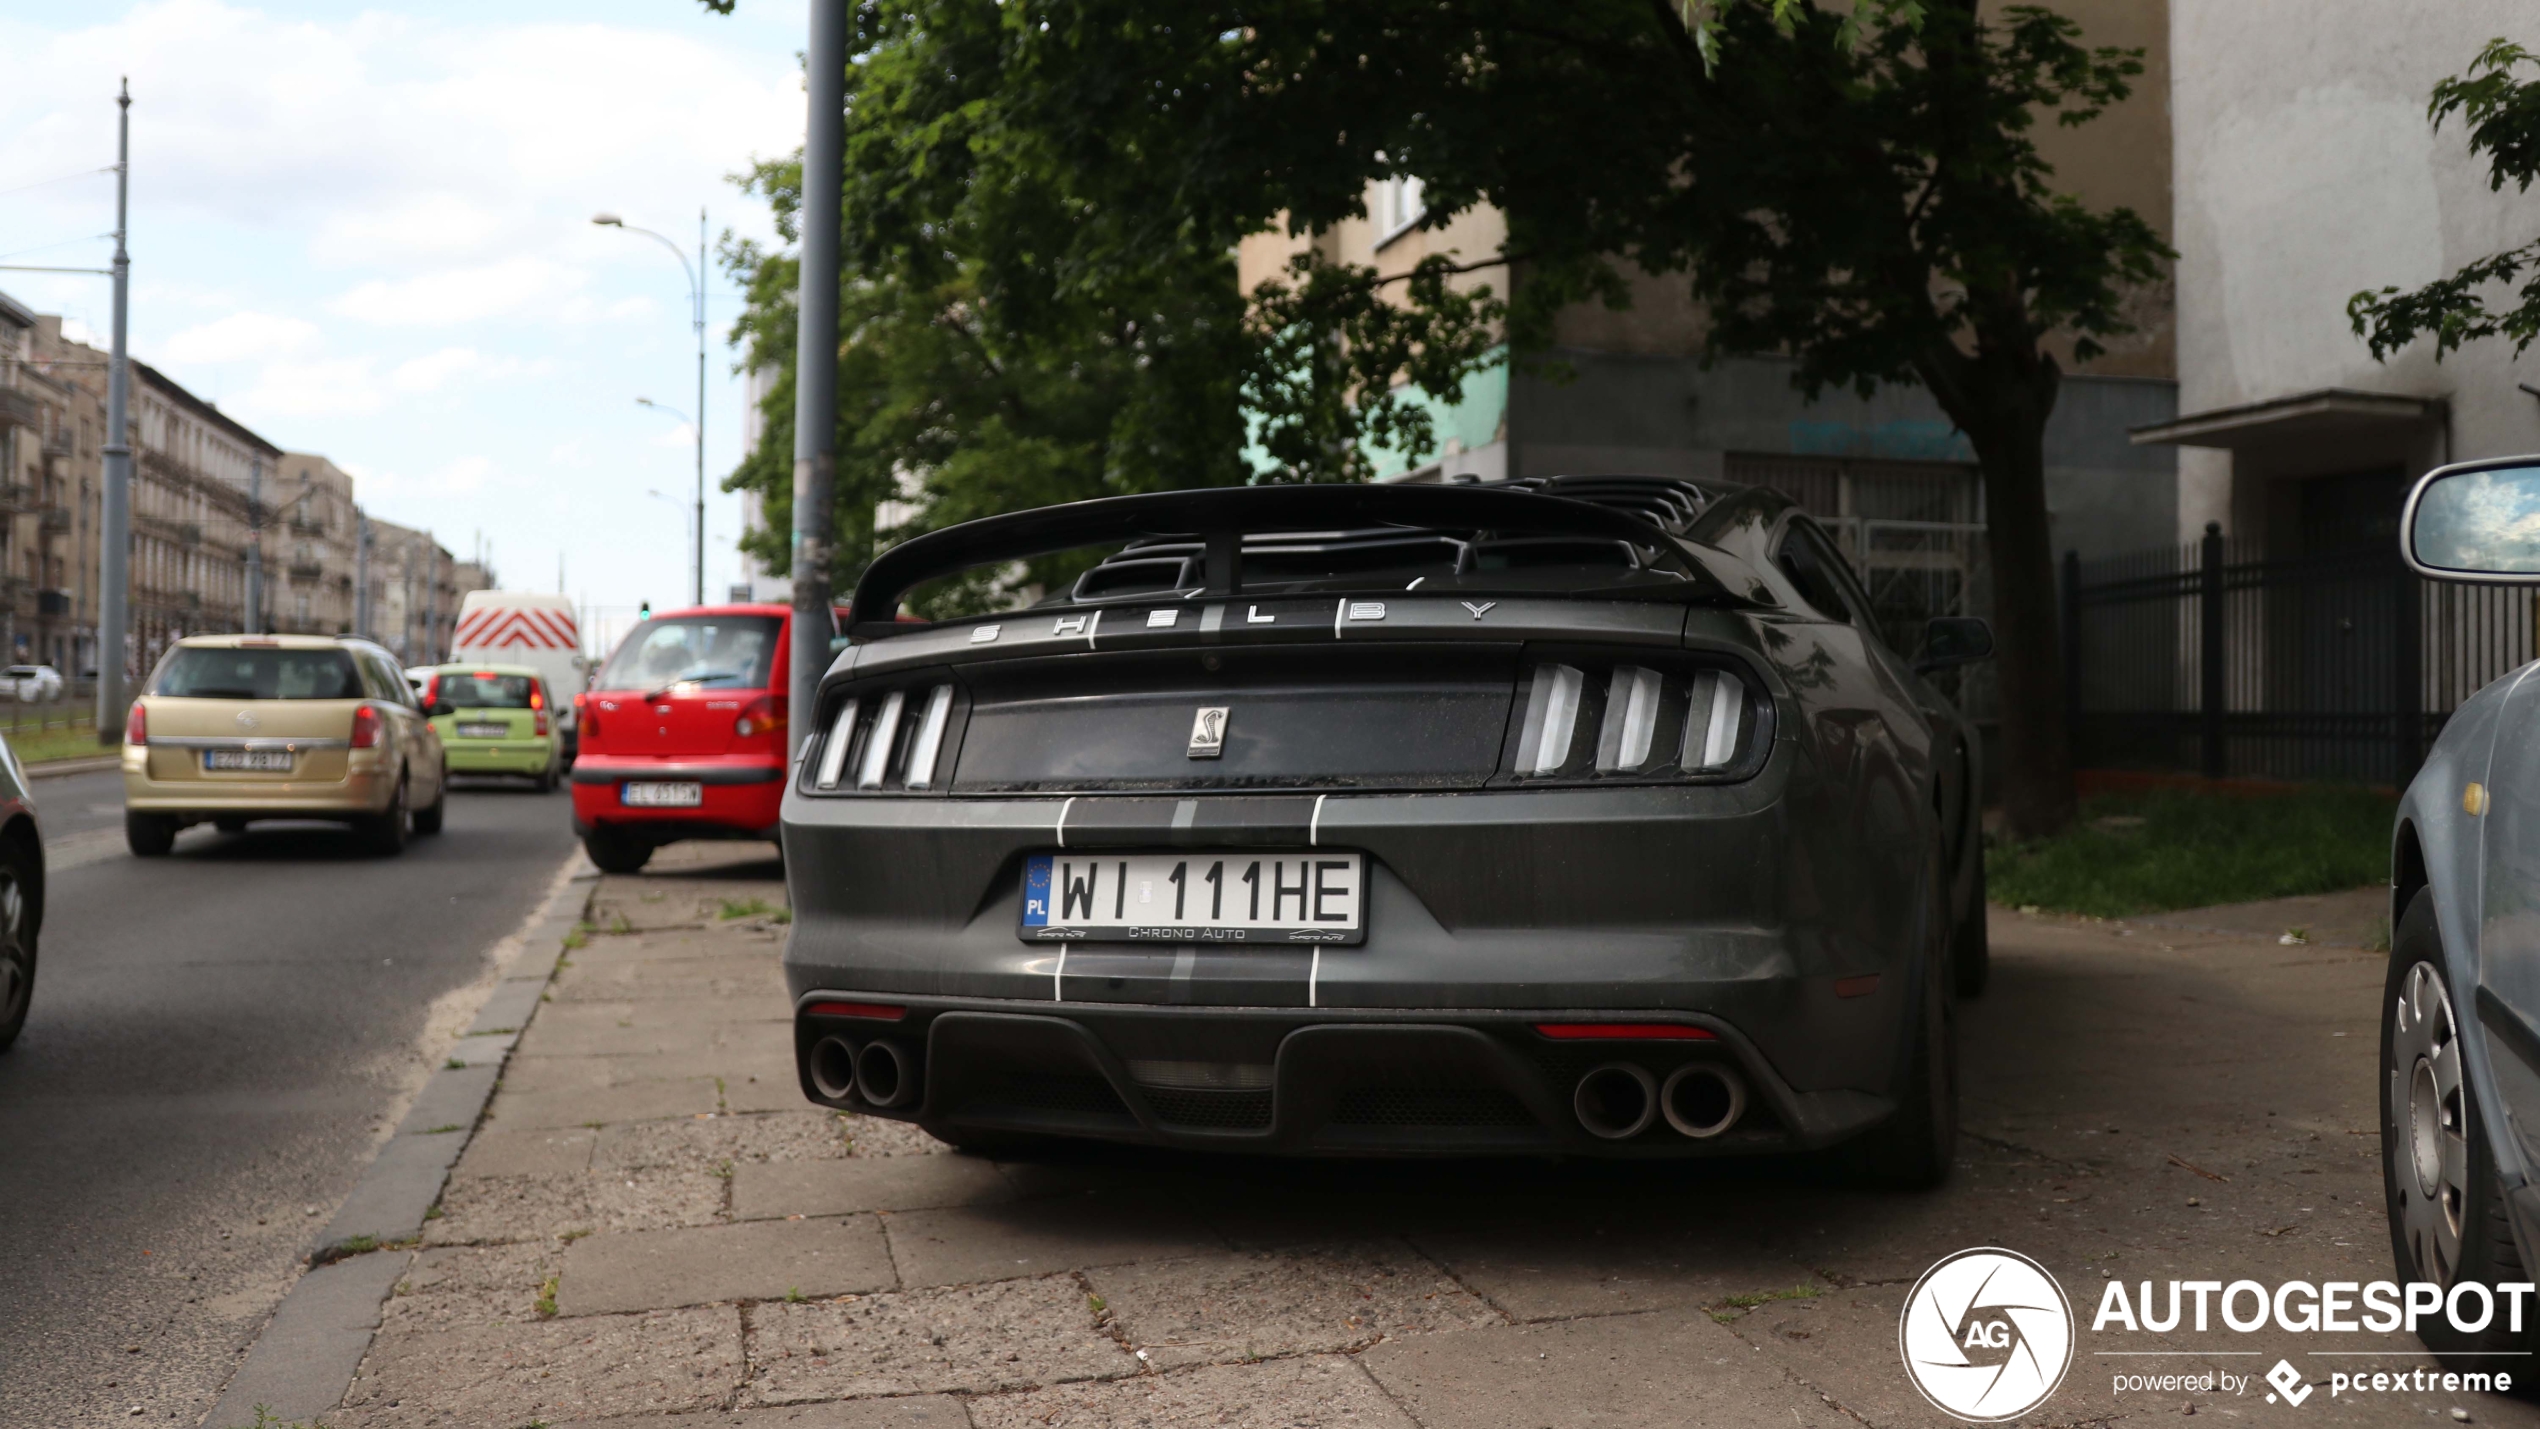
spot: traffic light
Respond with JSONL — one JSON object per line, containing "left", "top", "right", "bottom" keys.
{"left": 638, "top": 601, "right": 651, "bottom": 621}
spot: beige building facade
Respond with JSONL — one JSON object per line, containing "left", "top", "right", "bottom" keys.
{"left": 271, "top": 453, "right": 359, "bottom": 636}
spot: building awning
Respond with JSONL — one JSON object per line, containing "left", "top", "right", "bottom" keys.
{"left": 2128, "top": 387, "right": 2442, "bottom": 451}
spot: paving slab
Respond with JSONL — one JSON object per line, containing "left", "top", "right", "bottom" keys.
{"left": 381, "top": 1242, "right": 562, "bottom": 1331}
{"left": 200, "top": 1250, "right": 412, "bottom": 1429}
{"left": 334, "top": 1305, "right": 745, "bottom": 1426}
{"left": 559, "top": 1215, "right": 895, "bottom": 1316}
{"left": 883, "top": 1193, "right": 1224, "bottom": 1288}
{"left": 1359, "top": 1307, "right": 1850, "bottom": 1429}
{"left": 425, "top": 1172, "right": 595, "bottom": 1247}
{"left": 552, "top": 1403, "right": 969, "bottom": 1429}
{"left": 734, "top": 1152, "right": 1016, "bottom": 1221}
{"left": 1409, "top": 1211, "right": 1818, "bottom": 1322}
{"left": 967, "top": 1354, "right": 1419, "bottom": 1428}
{"left": 594, "top": 1106, "right": 853, "bottom": 1171}
{"left": 486, "top": 1075, "right": 722, "bottom": 1129}
{"left": 453, "top": 1123, "right": 600, "bottom": 1178}
{"left": 745, "top": 1275, "right": 1135, "bottom": 1403}
{"left": 1085, "top": 1239, "right": 1503, "bottom": 1369}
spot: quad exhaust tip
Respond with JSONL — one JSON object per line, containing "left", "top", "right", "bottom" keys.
{"left": 807, "top": 1035, "right": 858, "bottom": 1102}
{"left": 856, "top": 1039, "right": 917, "bottom": 1109}
{"left": 1661, "top": 1064, "right": 1746, "bottom": 1139}
{"left": 1574, "top": 1063, "right": 1658, "bottom": 1140}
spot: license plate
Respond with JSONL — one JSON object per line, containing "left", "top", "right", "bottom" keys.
{"left": 1019, "top": 850, "right": 1365, "bottom": 944}
{"left": 204, "top": 750, "right": 293, "bottom": 772}
{"left": 456, "top": 722, "right": 508, "bottom": 739}
{"left": 622, "top": 781, "right": 703, "bottom": 807}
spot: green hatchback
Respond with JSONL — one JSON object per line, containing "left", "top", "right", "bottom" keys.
{"left": 422, "top": 663, "right": 561, "bottom": 791}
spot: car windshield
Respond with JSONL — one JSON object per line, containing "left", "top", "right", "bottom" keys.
{"left": 156, "top": 647, "right": 361, "bottom": 700}
{"left": 437, "top": 673, "right": 536, "bottom": 710}
{"left": 595, "top": 616, "right": 780, "bottom": 693}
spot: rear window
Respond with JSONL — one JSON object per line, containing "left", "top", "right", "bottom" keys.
{"left": 595, "top": 615, "right": 781, "bottom": 693}
{"left": 436, "top": 673, "right": 538, "bottom": 710}
{"left": 155, "top": 647, "right": 361, "bottom": 700}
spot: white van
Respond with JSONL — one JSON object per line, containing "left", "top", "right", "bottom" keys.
{"left": 451, "top": 592, "right": 589, "bottom": 763}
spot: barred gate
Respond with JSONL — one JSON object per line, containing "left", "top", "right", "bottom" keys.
{"left": 2065, "top": 523, "right": 2540, "bottom": 784}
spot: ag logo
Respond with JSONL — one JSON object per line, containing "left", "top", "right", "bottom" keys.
{"left": 1898, "top": 1247, "right": 2074, "bottom": 1422}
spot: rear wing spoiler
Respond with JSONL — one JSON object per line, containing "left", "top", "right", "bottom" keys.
{"left": 842, "top": 484, "right": 1755, "bottom": 642}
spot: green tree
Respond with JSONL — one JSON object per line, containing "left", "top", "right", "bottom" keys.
{"left": 717, "top": 0, "right": 2163, "bottom": 834}
{"left": 2350, "top": 40, "right": 2540, "bottom": 360}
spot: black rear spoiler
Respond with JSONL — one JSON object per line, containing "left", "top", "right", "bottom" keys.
{"left": 844, "top": 483, "right": 1749, "bottom": 641}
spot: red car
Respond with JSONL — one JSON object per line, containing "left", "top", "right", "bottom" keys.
{"left": 570, "top": 603, "right": 831, "bottom": 873}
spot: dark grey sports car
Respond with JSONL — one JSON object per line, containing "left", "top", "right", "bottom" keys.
{"left": 779, "top": 476, "right": 1991, "bottom": 1183}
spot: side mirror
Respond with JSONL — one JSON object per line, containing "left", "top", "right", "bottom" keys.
{"left": 1914, "top": 616, "right": 1994, "bottom": 676}
{"left": 2405, "top": 457, "right": 2540, "bottom": 580}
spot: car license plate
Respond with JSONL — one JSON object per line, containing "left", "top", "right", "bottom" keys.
{"left": 622, "top": 781, "right": 703, "bottom": 808}
{"left": 1019, "top": 850, "right": 1365, "bottom": 944}
{"left": 456, "top": 722, "right": 508, "bottom": 739}
{"left": 204, "top": 750, "right": 293, "bottom": 773}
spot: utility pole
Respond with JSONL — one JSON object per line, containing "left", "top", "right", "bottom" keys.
{"left": 789, "top": 0, "right": 848, "bottom": 761}
{"left": 244, "top": 453, "right": 264, "bottom": 635}
{"left": 96, "top": 79, "right": 132, "bottom": 743}
{"left": 695, "top": 205, "right": 707, "bottom": 609}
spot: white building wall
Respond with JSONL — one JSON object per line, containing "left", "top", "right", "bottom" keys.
{"left": 2171, "top": 0, "right": 2540, "bottom": 541}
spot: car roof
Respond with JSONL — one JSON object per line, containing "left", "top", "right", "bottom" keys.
{"left": 428, "top": 661, "right": 545, "bottom": 677}
{"left": 176, "top": 633, "right": 364, "bottom": 650}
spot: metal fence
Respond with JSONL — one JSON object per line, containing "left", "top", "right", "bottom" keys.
{"left": 2065, "top": 524, "right": 2540, "bottom": 785}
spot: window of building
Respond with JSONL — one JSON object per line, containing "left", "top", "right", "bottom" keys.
{"left": 1373, "top": 174, "right": 1425, "bottom": 247}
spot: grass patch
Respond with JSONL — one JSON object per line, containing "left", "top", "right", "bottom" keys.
{"left": 535, "top": 1274, "right": 559, "bottom": 1318}
{"left": 3, "top": 722, "right": 106, "bottom": 766}
{"left": 1986, "top": 785, "right": 2395, "bottom": 918}
{"left": 718, "top": 896, "right": 780, "bottom": 921}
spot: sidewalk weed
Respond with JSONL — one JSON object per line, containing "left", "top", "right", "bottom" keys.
{"left": 717, "top": 896, "right": 780, "bottom": 921}
{"left": 534, "top": 1275, "right": 558, "bottom": 1318}
{"left": 1707, "top": 1282, "right": 1822, "bottom": 1324}
{"left": 562, "top": 923, "right": 592, "bottom": 950}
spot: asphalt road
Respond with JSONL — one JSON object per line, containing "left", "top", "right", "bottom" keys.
{"left": 0, "top": 768, "right": 581, "bottom": 1427}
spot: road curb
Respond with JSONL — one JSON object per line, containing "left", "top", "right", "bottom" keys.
{"left": 198, "top": 859, "right": 598, "bottom": 1429}
{"left": 25, "top": 753, "right": 120, "bottom": 780}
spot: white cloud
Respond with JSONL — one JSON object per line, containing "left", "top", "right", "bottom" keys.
{"left": 334, "top": 256, "right": 586, "bottom": 328}
{"left": 238, "top": 355, "right": 382, "bottom": 418}
{"left": 162, "top": 310, "right": 319, "bottom": 364}
{"left": 391, "top": 346, "right": 483, "bottom": 392}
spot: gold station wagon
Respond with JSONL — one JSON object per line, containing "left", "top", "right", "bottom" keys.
{"left": 121, "top": 634, "right": 447, "bottom": 857}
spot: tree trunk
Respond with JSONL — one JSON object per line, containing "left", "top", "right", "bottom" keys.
{"left": 1916, "top": 344, "right": 2077, "bottom": 840}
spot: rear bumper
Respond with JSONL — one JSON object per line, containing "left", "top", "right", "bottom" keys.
{"left": 448, "top": 740, "right": 554, "bottom": 774}
{"left": 121, "top": 748, "right": 393, "bottom": 817}
{"left": 571, "top": 758, "right": 785, "bottom": 839}
{"left": 790, "top": 997, "right": 1891, "bottom": 1158}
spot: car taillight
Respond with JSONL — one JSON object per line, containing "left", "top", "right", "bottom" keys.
{"left": 351, "top": 704, "right": 384, "bottom": 749}
{"left": 577, "top": 694, "right": 598, "bottom": 740}
{"left": 809, "top": 681, "right": 956, "bottom": 792}
{"left": 735, "top": 694, "right": 786, "bottom": 741}
{"left": 1509, "top": 658, "right": 1763, "bottom": 783}
{"left": 419, "top": 674, "right": 439, "bottom": 712}
{"left": 125, "top": 703, "right": 146, "bottom": 746}
{"left": 534, "top": 711, "right": 551, "bottom": 736}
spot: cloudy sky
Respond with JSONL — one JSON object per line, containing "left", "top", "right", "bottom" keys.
{"left": 0, "top": 0, "right": 809, "bottom": 623}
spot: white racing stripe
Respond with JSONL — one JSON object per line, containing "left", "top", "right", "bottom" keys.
{"left": 1309, "top": 948, "right": 1320, "bottom": 1008}
{"left": 1054, "top": 796, "right": 1075, "bottom": 848}
{"left": 1054, "top": 944, "right": 1067, "bottom": 1002}
{"left": 1309, "top": 794, "right": 1327, "bottom": 846}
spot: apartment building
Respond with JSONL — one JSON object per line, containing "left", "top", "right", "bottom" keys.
{"left": 1236, "top": 0, "right": 2180, "bottom": 618}
{"left": 365, "top": 515, "right": 463, "bottom": 665}
{"left": 0, "top": 293, "right": 98, "bottom": 672}
{"left": 270, "top": 453, "right": 359, "bottom": 635}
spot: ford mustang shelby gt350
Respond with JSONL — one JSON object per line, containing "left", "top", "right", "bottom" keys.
{"left": 779, "top": 476, "right": 1992, "bottom": 1183}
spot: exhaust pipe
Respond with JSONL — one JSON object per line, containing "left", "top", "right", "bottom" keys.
{"left": 1661, "top": 1064, "right": 1747, "bottom": 1139}
{"left": 1573, "top": 1063, "right": 1658, "bottom": 1140}
{"left": 806, "top": 1035, "right": 858, "bottom": 1102}
{"left": 856, "top": 1039, "right": 917, "bottom": 1109}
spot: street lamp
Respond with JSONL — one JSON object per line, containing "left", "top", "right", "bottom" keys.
{"left": 593, "top": 209, "right": 706, "bottom": 607}
{"left": 643, "top": 486, "right": 695, "bottom": 600}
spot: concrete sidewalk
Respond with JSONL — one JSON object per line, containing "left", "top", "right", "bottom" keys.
{"left": 253, "top": 851, "right": 2540, "bottom": 1428}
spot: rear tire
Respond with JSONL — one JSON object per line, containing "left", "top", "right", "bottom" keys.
{"left": 582, "top": 825, "right": 652, "bottom": 874}
{"left": 0, "top": 841, "right": 39, "bottom": 1052}
{"left": 1842, "top": 859, "right": 1959, "bottom": 1189}
{"left": 2382, "top": 888, "right": 2537, "bottom": 1367}
{"left": 125, "top": 812, "right": 175, "bottom": 858}
{"left": 1953, "top": 857, "right": 1991, "bottom": 999}
{"left": 413, "top": 772, "right": 445, "bottom": 835}
{"left": 364, "top": 774, "right": 410, "bottom": 857}
{"left": 534, "top": 759, "right": 558, "bottom": 794}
